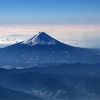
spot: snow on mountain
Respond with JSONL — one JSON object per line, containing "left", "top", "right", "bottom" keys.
{"left": 22, "top": 32, "right": 60, "bottom": 46}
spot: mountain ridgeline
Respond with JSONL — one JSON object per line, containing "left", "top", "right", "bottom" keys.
{"left": 0, "top": 32, "right": 100, "bottom": 69}
{"left": 0, "top": 63, "right": 100, "bottom": 100}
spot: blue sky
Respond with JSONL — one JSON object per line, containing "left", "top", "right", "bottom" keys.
{"left": 0, "top": 0, "right": 100, "bottom": 25}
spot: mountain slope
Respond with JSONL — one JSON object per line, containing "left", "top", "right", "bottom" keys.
{"left": 0, "top": 86, "right": 42, "bottom": 100}
{"left": 0, "top": 32, "right": 100, "bottom": 69}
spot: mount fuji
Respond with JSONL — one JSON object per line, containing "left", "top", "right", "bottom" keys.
{"left": 22, "top": 32, "right": 61, "bottom": 46}
{"left": 20, "top": 32, "right": 73, "bottom": 50}
{"left": 0, "top": 32, "right": 100, "bottom": 68}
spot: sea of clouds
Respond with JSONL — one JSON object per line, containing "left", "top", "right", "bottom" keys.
{"left": 0, "top": 24, "right": 100, "bottom": 48}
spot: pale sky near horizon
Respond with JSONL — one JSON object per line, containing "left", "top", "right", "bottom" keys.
{"left": 0, "top": 0, "right": 100, "bottom": 48}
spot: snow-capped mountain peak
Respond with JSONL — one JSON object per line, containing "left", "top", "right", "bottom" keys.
{"left": 22, "top": 32, "right": 59, "bottom": 46}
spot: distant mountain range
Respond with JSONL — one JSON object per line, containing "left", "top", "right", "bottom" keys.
{"left": 0, "top": 63, "right": 100, "bottom": 100}
{"left": 0, "top": 32, "right": 100, "bottom": 69}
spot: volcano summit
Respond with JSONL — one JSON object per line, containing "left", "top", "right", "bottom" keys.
{"left": 22, "top": 32, "right": 60, "bottom": 46}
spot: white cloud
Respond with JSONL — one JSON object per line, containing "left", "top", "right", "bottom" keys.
{"left": 0, "top": 24, "right": 100, "bottom": 48}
